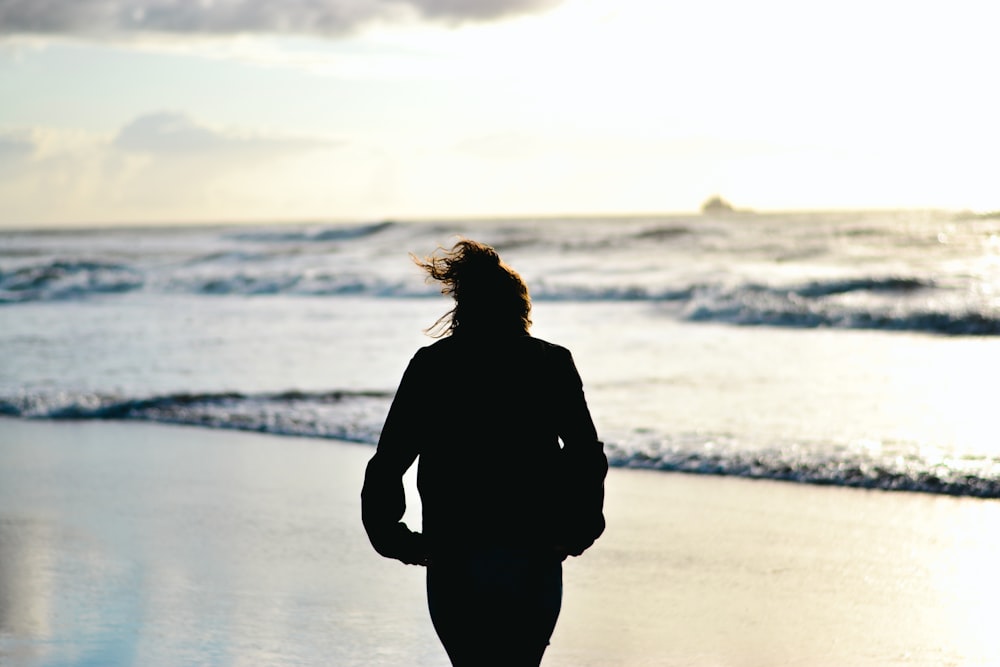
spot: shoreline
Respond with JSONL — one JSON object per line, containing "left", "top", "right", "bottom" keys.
{"left": 2, "top": 419, "right": 999, "bottom": 666}
{"left": 2, "top": 410, "right": 996, "bottom": 501}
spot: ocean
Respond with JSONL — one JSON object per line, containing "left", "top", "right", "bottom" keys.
{"left": 2, "top": 209, "right": 999, "bottom": 498}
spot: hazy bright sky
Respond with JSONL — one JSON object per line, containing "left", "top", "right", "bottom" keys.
{"left": 1, "top": 0, "right": 997, "bottom": 227}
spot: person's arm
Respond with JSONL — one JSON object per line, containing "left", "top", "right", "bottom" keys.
{"left": 361, "top": 351, "right": 429, "bottom": 565}
{"left": 554, "top": 347, "right": 608, "bottom": 557}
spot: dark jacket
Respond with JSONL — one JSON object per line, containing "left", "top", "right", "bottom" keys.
{"left": 361, "top": 334, "right": 608, "bottom": 565}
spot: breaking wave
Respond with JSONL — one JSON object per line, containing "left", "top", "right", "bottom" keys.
{"left": 0, "top": 260, "right": 143, "bottom": 303}
{"left": 0, "top": 389, "right": 393, "bottom": 444}
{"left": 2, "top": 253, "right": 997, "bottom": 336}
{"left": 789, "top": 276, "right": 932, "bottom": 297}
{"left": 605, "top": 434, "right": 1000, "bottom": 499}
{"left": 680, "top": 280, "right": 1000, "bottom": 336}
{"left": 3, "top": 390, "right": 999, "bottom": 499}
{"left": 225, "top": 220, "right": 396, "bottom": 243}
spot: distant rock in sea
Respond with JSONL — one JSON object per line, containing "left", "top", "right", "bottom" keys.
{"left": 701, "top": 196, "right": 735, "bottom": 214}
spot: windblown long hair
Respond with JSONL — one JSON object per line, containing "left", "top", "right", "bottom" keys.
{"left": 413, "top": 239, "right": 532, "bottom": 338}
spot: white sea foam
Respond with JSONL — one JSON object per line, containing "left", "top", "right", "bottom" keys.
{"left": 2, "top": 387, "right": 998, "bottom": 498}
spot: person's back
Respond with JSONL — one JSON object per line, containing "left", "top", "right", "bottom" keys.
{"left": 361, "top": 239, "right": 607, "bottom": 666}
{"left": 412, "top": 333, "right": 603, "bottom": 556}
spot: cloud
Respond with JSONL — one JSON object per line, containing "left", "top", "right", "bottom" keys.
{"left": 0, "top": 129, "right": 37, "bottom": 160}
{"left": 0, "top": 111, "right": 392, "bottom": 229}
{"left": 112, "top": 112, "right": 333, "bottom": 156}
{"left": 113, "top": 113, "right": 228, "bottom": 154}
{"left": 404, "top": 0, "right": 561, "bottom": 22}
{"left": 0, "top": 0, "right": 562, "bottom": 37}
{"left": 0, "top": 113, "right": 357, "bottom": 226}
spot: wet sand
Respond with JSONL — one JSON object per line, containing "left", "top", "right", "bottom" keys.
{"left": 1, "top": 419, "right": 999, "bottom": 667}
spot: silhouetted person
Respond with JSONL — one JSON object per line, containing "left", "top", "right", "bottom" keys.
{"left": 361, "top": 239, "right": 608, "bottom": 666}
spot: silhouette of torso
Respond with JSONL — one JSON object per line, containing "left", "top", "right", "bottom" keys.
{"left": 362, "top": 333, "right": 606, "bottom": 562}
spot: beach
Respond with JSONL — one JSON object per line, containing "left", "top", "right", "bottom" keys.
{"left": 3, "top": 419, "right": 998, "bottom": 667}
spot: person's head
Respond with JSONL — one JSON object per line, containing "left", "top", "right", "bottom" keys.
{"left": 413, "top": 239, "right": 531, "bottom": 338}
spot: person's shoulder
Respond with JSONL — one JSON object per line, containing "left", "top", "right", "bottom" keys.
{"left": 519, "top": 335, "right": 574, "bottom": 360}
{"left": 413, "top": 334, "right": 574, "bottom": 362}
{"left": 412, "top": 336, "right": 459, "bottom": 361}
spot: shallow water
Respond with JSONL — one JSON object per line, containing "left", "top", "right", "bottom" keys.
{"left": 0, "top": 420, "right": 444, "bottom": 667}
{"left": 3, "top": 420, "right": 1000, "bottom": 667}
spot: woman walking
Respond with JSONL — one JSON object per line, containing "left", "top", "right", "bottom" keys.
{"left": 361, "top": 239, "right": 608, "bottom": 666}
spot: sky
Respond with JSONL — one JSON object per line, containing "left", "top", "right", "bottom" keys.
{"left": 0, "top": 0, "right": 998, "bottom": 227}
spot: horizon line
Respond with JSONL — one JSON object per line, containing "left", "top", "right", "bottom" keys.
{"left": 3, "top": 205, "right": 997, "bottom": 233}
